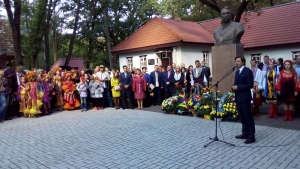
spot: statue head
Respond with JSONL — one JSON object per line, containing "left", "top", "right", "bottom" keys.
{"left": 221, "top": 6, "right": 232, "bottom": 24}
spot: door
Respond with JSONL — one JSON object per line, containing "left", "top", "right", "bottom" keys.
{"left": 161, "top": 52, "right": 172, "bottom": 69}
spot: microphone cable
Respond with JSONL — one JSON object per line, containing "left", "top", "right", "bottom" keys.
{"left": 218, "top": 120, "right": 300, "bottom": 148}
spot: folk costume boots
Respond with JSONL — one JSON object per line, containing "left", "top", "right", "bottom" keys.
{"left": 284, "top": 110, "right": 289, "bottom": 121}
{"left": 268, "top": 105, "right": 278, "bottom": 119}
{"left": 268, "top": 105, "right": 274, "bottom": 118}
{"left": 288, "top": 110, "right": 293, "bottom": 121}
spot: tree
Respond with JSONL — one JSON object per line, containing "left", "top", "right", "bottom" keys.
{"left": 64, "top": 0, "right": 81, "bottom": 66}
{"left": 4, "top": 0, "right": 23, "bottom": 65}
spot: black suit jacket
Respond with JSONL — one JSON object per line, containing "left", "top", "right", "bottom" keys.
{"left": 150, "top": 71, "right": 163, "bottom": 87}
{"left": 202, "top": 66, "right": 211, "bottom": 80}
{"left": 163, "top": 71, "right": 174, "bottom": 87}
{"left": 120, "top": 72, "right": 132, "bottom": 89}
{"left": 258, "top": 62, "right": 264, "bottom": 70}
{"left": 234, "top": 67, "right": 253, "bottom": 103}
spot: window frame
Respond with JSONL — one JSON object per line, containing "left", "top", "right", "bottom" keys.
{"left": 126, "top": 57, "right": 133, "bottom": 71}
{"left": 202, "top": 51, "right": 209, "bottom": 66}
{"left": 250, "top": 53, "right": 262, "bottom": 64}
{"left": 139, "top": 55, "right": 147, "bottom": 69}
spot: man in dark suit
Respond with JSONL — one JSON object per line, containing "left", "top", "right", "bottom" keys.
{"left": 201, "top": 61, "right": 211, "bottom": 87}
{"left": 120, "top": 65, "right": 133, "bottom": 109}
{"left": 232, "top": 56, "right": 255, "bottom": 144}
{"left": 163, "top": 65, "right": 174, "bottom": 99}
{"left": 258, "top": 55, "right": 269, "bottom": 71}
{"left": 150, "top": 65, "right": 163, "bottom": 106}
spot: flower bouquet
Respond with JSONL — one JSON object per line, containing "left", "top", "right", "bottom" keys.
{"left": 187, "top": 94, "right": 201, "bottom": 116}
{"left": 221, "top": 92, "right": 238, "bottom": 121}
{"left": 210, "top": 108, "right": 227, "bottom": 121}
{"left": 197, "top": 87, "right": 213, "bottom": 115}
{"left": 162, "top": 96, "right": 178, "bottom": 113}
{"left": 223, "top": 102, "right": 238, "bottom": 120}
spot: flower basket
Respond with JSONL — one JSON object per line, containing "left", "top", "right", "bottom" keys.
{"left": 187, "top": 94, "right": 201, "bottom": 114}
{"left": 210, "top": 108, "right": 227, "bottom": 119}
{"left": 204, "top": 114, "right": 211, "bottom": 120}
{"left": 222, "top": 92, "right": 238, "bottom": 119}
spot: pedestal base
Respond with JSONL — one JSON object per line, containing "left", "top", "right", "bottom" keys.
{"left": 211, "top": 44, "right": 244, "bottom": 94}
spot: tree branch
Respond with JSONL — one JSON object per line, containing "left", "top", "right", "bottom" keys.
{"left": 198, "top": 0, "right": 221, "bottom": 14}
{"left": 234, "top": 0, "right": 250, "bottom": 22}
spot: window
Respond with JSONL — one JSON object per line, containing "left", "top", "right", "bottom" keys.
{"left": 202, "top": 51, "right": 209, "bottom": 66}
{"left": 126, "top": 57, "right": 133, "bottom": 71}
{"left": 250, "top": 53, "right": 261, "bottom": 64}
{"left": 292, "top": 51, "right": 300, "bottom": 60}
{"left": 140, "top": 55, "right": 147, "bottom": 68}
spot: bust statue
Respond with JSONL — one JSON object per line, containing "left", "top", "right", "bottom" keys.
{"left": 213, "top": 6, "right": 244, "bottom": 45}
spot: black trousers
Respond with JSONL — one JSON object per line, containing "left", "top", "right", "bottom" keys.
{"left": 236, "top": 101, "right": 255, "bottom": 139}
{"left": 122, "top": 88, "right": 133, "bottom": 109}
{"left": 94, "top": 98, "right": 102, "bottom": 107}
{"left": 153, "top": 87, "right": 161, "bottom": 105}
{"left": 164, "top": 85, "right": 174, "bottom": 99}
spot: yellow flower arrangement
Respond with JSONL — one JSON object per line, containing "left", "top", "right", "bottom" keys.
{"left": 210, "top": 109, "right": 227, "bottom": 118}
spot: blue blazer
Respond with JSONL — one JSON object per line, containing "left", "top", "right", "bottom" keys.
{"left": 120, "top": 72, "right": 132, "bottom": 89}
{"left": 234, "top": 67, "right": 254, "bottom": 103}
{"left": 163, "top": 71, "right": 174, "bottom": 87}
{"left": 150, "top": 71, "right": 163, "bottom": 87}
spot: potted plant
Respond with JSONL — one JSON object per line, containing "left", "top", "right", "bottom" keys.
{"left": 222, "top": 92, "right": 238, "bottom": 122}
{"left": 187, "top": 94, "right": 201, "bottom": 116}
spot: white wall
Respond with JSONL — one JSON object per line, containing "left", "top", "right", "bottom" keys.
{"left": 119, "top": 50, "right": 158, "bottom": 73}
{"left": 244, "top": 46, "right": 300, "bottom": 67}
{"left": 180, "top": 46, "right": 212, "bottom": 69}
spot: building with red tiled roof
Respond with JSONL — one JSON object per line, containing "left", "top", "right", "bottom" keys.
{"left": 112, "top": 2, "right": 300, "bottom": 72}
{"left": 0, "top": 19, "right": 15, "bottom": 69}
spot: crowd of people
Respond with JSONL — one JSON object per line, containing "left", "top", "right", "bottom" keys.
{"left": 0, "top": 55, "right": 300, "bottom": 123}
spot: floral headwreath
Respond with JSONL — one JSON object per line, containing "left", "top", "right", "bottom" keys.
{"left": 26, "top": 71, "right": 37, "bottom": 81}
{"left": 42, "top": 73, "right": 52, "bottom": 81}
{"left": 54, "top": 67, "right": 62, "bottom": 72}
{"left": 284, "top": 60, "right": 293, "bottom": 66}
{"left": 269, "top": 59, "right": 276, "bottom": 64}
{"left": 63, "top": 71, "right": 72, "bottom": 79}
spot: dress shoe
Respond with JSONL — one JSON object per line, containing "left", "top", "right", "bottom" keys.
{"left": 244, "top": 138, "right": 256, "bottom": 144}
{"left": 235, "top": 134, "right": 248, "bottom": 139}
{"left": 0, "top": 120, "right": 4, "bottom": 123}
{"left": 122, "top": 108, "right": 126, "bottom": 110}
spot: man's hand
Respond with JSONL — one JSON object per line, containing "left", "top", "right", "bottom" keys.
{"left": 278, "top": 91, "right": 281, "bottom": 95}
{"left": 124, "top": 85, "right": 129, "bottom": 89}
{"left": 294, "top": 92, "right": 297, "bottom": 96}
{"left": 166, "top": 82, "right": 170, "bottom": 85}
{"left": 231, "top": 85, "right": 238, "bottom": 91}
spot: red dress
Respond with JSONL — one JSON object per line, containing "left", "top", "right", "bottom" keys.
{"left": 132, "top": 75, "right": 146, "bottom": 99}
{"left": 276, "top": 70, "right": 298, "bottom": 103}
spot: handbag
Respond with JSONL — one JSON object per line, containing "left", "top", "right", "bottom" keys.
{"left": 149, "top": 84, "right": 155, "bottom": 90}
{"left": 114, "top": 86, "right": 120, "bottom": 91}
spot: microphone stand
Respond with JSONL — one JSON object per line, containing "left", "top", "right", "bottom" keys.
{"left": 203, "top": 66, "right": 236, "bottom": 148}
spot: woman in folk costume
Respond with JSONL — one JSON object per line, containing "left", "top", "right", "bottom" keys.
{"left": 193, "top": 60, "right": 207, "bottom": 95}
{"left": 42, "top": 74, "right": 52, "bottom": 115}
{"left": 61, "top": 72, "right": 80, "bottom": 110}
{"left": 250, "top": 60, "right": 264, "bottom": 116}
{"left": 132, "top": 69, "right": 147, "bottom": 109}
{"left": 173, "top": 66, "right": 184, "bottom": 94}
{"left": 24, "top": 71, "right": 43, "bottom": 117}
{"left": 53, "top": 67, "right": 64, "bottom": 111}
{"left": 276, "top": 60, "right": 298, "bottom": 121}
{"left": 17, "top": 75, "right": 28, "bottom": 116}
{"left": 264, "top": 59, "right": 279, "bottom": 118}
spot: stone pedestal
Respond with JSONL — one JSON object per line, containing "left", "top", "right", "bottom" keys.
{"left": 211, "top": 44, "right": 244, "bottom": 94}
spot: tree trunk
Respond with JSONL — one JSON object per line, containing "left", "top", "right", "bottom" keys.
{"left": 4, "top": 0, "right": 23, "bottom": 65}
{"left": 44, "top": 0, "right": 57, "bottom": 71}
{"left": 103, "top": 9, "right": 113, "bottom": 70}
{"left": 64, "top": 0, "right": 81, "bottom": 67}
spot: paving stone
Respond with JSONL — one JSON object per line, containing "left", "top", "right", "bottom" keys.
{"left": 0, "top": 108, "right": 300, "bottom": 169}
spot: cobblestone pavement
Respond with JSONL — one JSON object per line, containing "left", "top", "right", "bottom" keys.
{"left": 1, "top": 108, "right": 300, "bottom": 169}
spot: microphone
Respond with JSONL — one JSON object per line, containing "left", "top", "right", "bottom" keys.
{"left": 231, "top": 65, "right": 236, "bottom": 71}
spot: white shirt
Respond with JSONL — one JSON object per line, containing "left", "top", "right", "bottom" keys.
{"left": 174, "top": 72, "right": 181, "bottom": 81}
{"left": 155, "top": 72, "right": 159, "bottom": 87}
{"left": 251, "top": 68, "right": 263, "bottom": 90}
{"left": 16, "top": 72, "right": 21, "bottom": 85}
{"left": 96, "top": 71, "right": 110, "bottom": 88}
{"left": 238, "top": 66, "right": 244, "bottom": 74}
